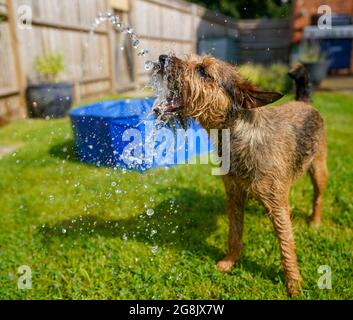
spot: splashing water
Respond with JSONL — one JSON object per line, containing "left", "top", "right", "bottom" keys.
{"left": 86, "top": 11, "right": 179, "bottom": 128}
{"left": 86, "top": 12, "right": 154, "bottom": 72}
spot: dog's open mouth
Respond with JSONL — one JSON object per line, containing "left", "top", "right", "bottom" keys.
{"left": 152, "top": 96, "right": 186, "bottom": 129}
{"left": 147, "top": 56, "right": 186, "bottom": 127}
{"left": 153, "top": 96, "right": 182, "bottom": 115}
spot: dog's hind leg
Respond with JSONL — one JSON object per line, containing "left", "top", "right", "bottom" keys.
{"left": 217, "top": 176, "right": 246, "bottom": 273}
{"left": 308, "top": 139, "right": 328, "bottom": 227}
{"left": 260, "top": 190, "right": 301, "bottom": 297}
{"left": 271, "top": 206, "right": 301, "bottom": 297}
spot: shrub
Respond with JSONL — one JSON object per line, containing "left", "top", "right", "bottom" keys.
{"left": 35, "top": 52, "right": 65, "bottom": 82}
{"left": 299, "top": 41, "right": 327, "bottom": 63}
{"left": 237, "top": 62, "right": 292, "bottom": 94}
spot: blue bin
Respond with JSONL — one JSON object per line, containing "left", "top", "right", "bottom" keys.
{"left": 317, "top": 14, "right": 353, "bottom": 70}
{"left": 69, "top": 98, "right": 212, "bottom": 171}
{"left": 320, "top": 39, "right": 352, "bottom": 69}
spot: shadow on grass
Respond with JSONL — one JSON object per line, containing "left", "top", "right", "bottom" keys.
{"left": 48, "top": 139, "right": 107, "bottom": 168}
{"left": 39, "top": 187, "right": 282, "bottom": 283}
{"left": 48, "top": 139, "right": 78, "bottom": 162}
{"left": 40, "top": 188, "right": 223, "bottom": 258}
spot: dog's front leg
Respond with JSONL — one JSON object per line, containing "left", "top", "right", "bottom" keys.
{"left": 217, "top": 177, "right": 246, "bottom": 273}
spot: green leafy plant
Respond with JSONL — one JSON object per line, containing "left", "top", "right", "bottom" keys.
{"left": 35, "top": 52, "right": 65, "bottom": 82}
{"left": 299, "top": 41, "right": 327, "bottom": 63}
{"left": 237, "top": 62, "right": 292, "bottom": 94}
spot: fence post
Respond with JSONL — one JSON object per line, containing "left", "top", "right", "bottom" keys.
{"left": 128, "top": 0, "right": 137, "bottom": 88}
{"left": 6, "top": 0, "right": 27, "bottom": 117}
{"left": 106, "top": 0, "right": 117, "bottom": 95}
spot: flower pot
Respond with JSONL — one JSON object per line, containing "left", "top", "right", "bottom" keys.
{"left": 26, "top": 82, "right": 73, "bottom": 118}
{"left": 302, "top": 61, "right": 330, "bottom": 86}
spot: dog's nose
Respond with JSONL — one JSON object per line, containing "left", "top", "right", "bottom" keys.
{"left": 159, "top": 54, "right": 168, "bottom": 66}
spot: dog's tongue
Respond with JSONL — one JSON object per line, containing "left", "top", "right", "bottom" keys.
{"left": 152, "top": 98, "right": 180, "bottom": 117}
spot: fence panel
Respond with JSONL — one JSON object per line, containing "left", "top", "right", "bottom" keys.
{"left": 0, "top": 1, "right": 24, "bottom": 121}
{"left": 237, "top": 19, "right": 290, "bottom": 64}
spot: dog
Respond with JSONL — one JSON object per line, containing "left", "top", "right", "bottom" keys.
{"left": 152, "top": 54, "right": 328, "bottom": 297}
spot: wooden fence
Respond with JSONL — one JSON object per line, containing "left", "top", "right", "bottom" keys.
{"left": 237, "top": 19, "right": 290, "bottom": 64}
{"left": 0, "top": 0, "right": 290, "bottom": 123}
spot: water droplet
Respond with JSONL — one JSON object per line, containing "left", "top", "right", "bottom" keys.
{"left": 146, "top": 209, "right": 154, "bottom": 216}
{"left": 132, "top": 38, "right": 140, "bottom": 48}
{"left": 62, "top": 228, "right": 67, "bottom": 234}
{"left": 138, "top": 49, "right": 149, "bottom": 57}
{"left": 151, "top": 246, "right": 158, "bottom": 254}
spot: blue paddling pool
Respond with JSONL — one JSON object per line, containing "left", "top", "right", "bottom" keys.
{"left": 69, "top": 98, "right": 212, "bottom": 171}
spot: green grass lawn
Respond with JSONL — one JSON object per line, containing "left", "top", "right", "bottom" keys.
{"left": 0, "top": 92, "right": 352, "bottom": 299}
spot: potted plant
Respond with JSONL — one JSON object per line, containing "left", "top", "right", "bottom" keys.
{"left": 298, "top": 41, "right": 330, "bottom": 86}
{"left": 26, "top": 53, "right": 73, "bottom": 118}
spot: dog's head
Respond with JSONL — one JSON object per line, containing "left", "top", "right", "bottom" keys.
{"left": 151, "top": 54, "right": 283, "bottom": 129}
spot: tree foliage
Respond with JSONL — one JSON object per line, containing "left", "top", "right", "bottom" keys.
{"left": 188, "top": 0, "right": 291, "bottom": 19}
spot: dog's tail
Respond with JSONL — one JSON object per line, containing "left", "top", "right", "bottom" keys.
{"left": 288, "top": 63, "right": 312, "bottom": 103}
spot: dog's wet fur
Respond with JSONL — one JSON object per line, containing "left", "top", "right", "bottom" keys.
{"left": 153, "top": 54, "right": 328, "bottom": 297}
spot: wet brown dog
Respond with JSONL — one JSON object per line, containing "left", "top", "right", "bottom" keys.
{"left": 153, "top": 54, "right": 328, "bottom": 296}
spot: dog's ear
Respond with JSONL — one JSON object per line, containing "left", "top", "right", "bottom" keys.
{"left": 243, "top": 90, "right": 284, "bottom": 109}
{"left": 223, "top": 79, "right": 283, "bottom": 110}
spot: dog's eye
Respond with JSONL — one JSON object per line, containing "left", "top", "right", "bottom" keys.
{"left": 196, "top": 66, "right": 208, "bottom": 78}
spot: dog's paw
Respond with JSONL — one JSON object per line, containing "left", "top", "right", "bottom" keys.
{"left": 287, "top": 279, "right": 302, "bottom": 297}
{"left": 308, "top": 215, "right": 321, "bottom": 228}
{"left": 216, "top": 259, "right": 235, "bottom": 273}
